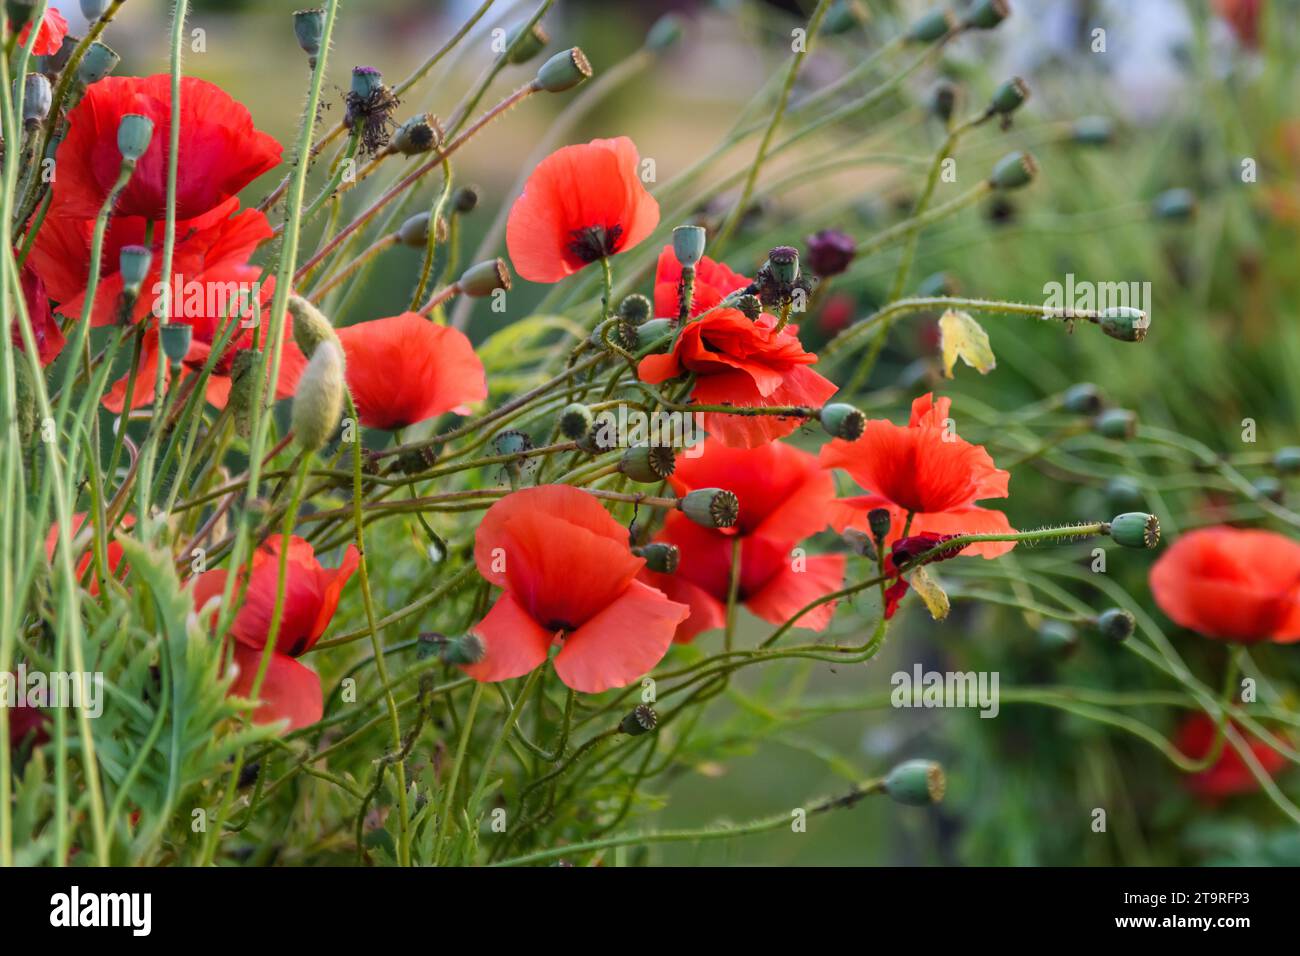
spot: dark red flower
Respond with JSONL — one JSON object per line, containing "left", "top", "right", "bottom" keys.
{"left": 1176, "top": 714, "right": 1287, "bottom": 799}
{"left": 805, "top": 228, "right": 856, "bottom": 278}
{"left": 880, "top": 533, "right": 962, "bottom": 619}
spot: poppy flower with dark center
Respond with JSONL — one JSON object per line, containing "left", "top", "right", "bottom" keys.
{"left": 820, "top": 393, "right": 1015, "bottom": 557}
{"left": 506, "top": 137, "right": 659, "bottom": 283}
{"left": 1176, "top": 714, "right": 1287, "bottom": 799}
{"left": 50, "top": 75, "right": 282, "bottom": 222}
{"left": 334, "top": 313, "right": 486, "bottom": 431}
{"left": 641, "top": 439, "right": 845, "bottom": 643}
{"left": 463, "top": 485, "right": 689, "bottom": 693}
{"left": 17, "top": 6, "right": 67, "bottom": 56}
{"left": 1149, "top": 526, "right": 1300, "bottom": 643}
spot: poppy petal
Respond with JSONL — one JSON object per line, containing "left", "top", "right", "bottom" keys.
{"left": 552, "top": 580, "right": 687, "bottom": 692}
{"left": 228, "top": 644, "right": 323, "bottom": 734}
{"left": 462, "top": 592, "right": 555, "bottom": 684}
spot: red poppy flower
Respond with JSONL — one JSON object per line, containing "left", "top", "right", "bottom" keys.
{"left": 224, "top": 644, "right": 324, "bottom": 734}
{"left": 820, "top": 393, "right": 1015, "bottom": 558}
{"left": 1176, "top": 714, "right": 1287, "bottom": 799}
{"left": 463, "top": 485, "right": 689, "bottom": 693}
{"left": 641, "top": 440, "right": 845, "bottom": 642}
{"left": 50, "top": 75, "right": 282, "bottom": 222}
{"left": 17, "top": 6, "right": 67, "bottom": 56}
{"left": 44, "top": 512, "right": 130, "bottom": 595}
{"left": 651, "top": 246, "right": 750, "bottom": 320}
{"left": 1149, "top": 526, "right": 1300, "bottom": 643}
{"left": 505, "top": 137, "right": 659, "bottom": 283}
{"left": 334, "top": 313, "right": 486, "bottom": 430}
{"left": 12, "top": 263, "right": 63, "bottom": 366}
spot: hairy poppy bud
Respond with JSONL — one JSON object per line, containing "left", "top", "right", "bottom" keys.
{"left": 820, "top": 403, "right": 865, "bottom": 440}
{"left": 288, "top": 294, "right": 339, "bottom": 358}
{"left": 1071, "top": 115, "right": 1115, "bottom": 146}
{"left": 291, "top": 341, "right": 346, "bottom": 453}
{"left": 14, "top": 356, "right": 36, "bottom": 445}
{"left": 1151, "top": 188, "right": 1196, "bottom": 221}
{"left": 1093, "top": 407, "right": 1137, "bottom": 440}
{"left": 459, "top": 258, "right": 512, "bottom": 297}
{"left": 620, "top": 703, "right": 658, "bottom": 736}
{"left": 22, "top": 73, "right": 50, "bottom": 126}
{"left": 732, "top": 293, "right": 763, "bottom": 321}
{"left": 989, "top": 76, "right": 1029, "bottom": 115}
{"left": 989, "top": 150, "right": 1037, "bottom": 190}
{"left": 159, "top": 324, "right": 192, "bottom": 364}
{"left": 645, "top": 13, "right": 684, "bottom": 52}
{"left": 117, "top": 113, "right": 154, "bottom": 162}
{"left": 1097, "top": 306, "right": 1148, "bottom": 342}
{"left": 1061, "top": 382, "right": 1103, "bottom": 415}
{"left": 904, "top": 8, "right": 955, "bottom": 43}
{"left": 931, "top": 81, "right": 959, "bottom": 123}
{"left": 883, "top": 759, "right": 946, "bottom": 806}
{"left": 535, "top": 47, "right": 592, "bottom": 93}
{"left": 672, "top": 224, "right": 706, "bottom": 268}
{"left": 397, "top": 211, "right": 447, "bottom": 248}
{"left": 636, "top": 318, "right": 675, "bottom": 352}
{"left": 618, "top": 293, "right": 652, "bottom": 325}
{"left": 293, "top": 8, "right": 325, "bottom": 60}
{"left": 1272, "top": 446, "right": 1300, "bottom": 475}
{"left": 392, "top": 113, "right": 440, "bottom": 156}
{"left": 118, "top": 245, "right": 152, "bottom": 296}
{"left": 441, "top": 633, "right": 486, "bottom": 666}
{"left": 78, "top": 41, "right": 119, "bottom": 85}
{"left": 1106, "top": 512, "right": 1160, "bottom": 549}
{"left": 558, "top": 403, "right": 594, "bottom": 441}
{"left": 452, "top": 184, "right": 479, "bottom": 213}
{"left": 868, "top": 507, "right": 892, "bottom": 543}
{"left": 766, "top": 245, "right": 801, "bottom": 285}
{"left": 1095, "top": 607, "right": 1135, "bottom": 643}
{"left": 620, "top": 444, "right": 676, "bottom": 484}
{"left": 1037, "top": 620, "right": 1078, "bottom": 656}
{"left": 228, "top": 348, "right": 260, "bottom": 439}
{"left": 633, "top": 542, "right": 679, "bottom": 574}
{"left": 505, "top": 21, "right": 549, "bottom": 65}
{"left": 805, "top": 228, "right": 856, "bottom": 278}
{"left": 962, "top": 0, "right": 1010, "bottom": 30}
{"left": 679, "top": 488, "right": 739, "bottom": 529}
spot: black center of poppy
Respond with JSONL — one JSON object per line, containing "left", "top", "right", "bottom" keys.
{"left": 567, "top": 225, "right": 623, "bottom": 263}
{"left": 546, "top": 619, "right": 575, "bottom": 633}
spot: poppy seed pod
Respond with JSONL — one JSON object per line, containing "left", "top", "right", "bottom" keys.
{"left": 77, "top": 41, "right": 119, "bottom": 85}
{"left": 1061, "top": 382, "right": 1103, "bottom": 415}
{"left": 842, "top": 528, "right": 877, "bottom": 561}
{"left": 291, "top": 341, "right": 346, "bottom": 454}
{"left": 440, "top": 633, "right": 486, "bottom": 666}
{"left": 293, "top": 8, "right": 325, "bottom": 58}
{"left": 1151, "top": 188, "right": 1196, "bottom": 221}
{"left": 1071, "top": 115, "right": 1115, "bottom": 146}
{"left": 904, "top": 8, "right": 955, "bottom": 43}
{"left": 820, "top": 403, "right": 866, "bottom": 441}
{"left": 491, "top": 429, "right": 532, "bottom": 458}
{"left": 989, "top": 76, "right": 1029, "bottom": 115}
{"left": 636, "top": 318, "right": 675, "bottom": 352}
{"left": 350, "top": 65, "right": 385, "bottom": 99}
{"left": 1097, "top": 306, "right": 1148, "bottom": 342}
{"left": 1105, "top": 475, "right": 1145, "bottom": 510}
{"left": 458, "top": 258, "right": 512, "bottom": 297}
{"left": 620, "top": 444, "right": 676, "bottom": 484}
{"left": 766, "top": 245, "right": 801, "bottom": 285}
{"left": 1095, "top": 607, "right": 1135, "bottom": 643}
{"left": 1037, "top": 620, "right": 1078, "bottom": 656}
{"left": 620, "top": 703, "right": 658, "bottom": 736}
{"left": 633, "top": 542, "right": 679, "bottom": 575}
{"left": 392, "top": 113, "right": 440, "bottom": 156}
{"left": 504, "top": 21, "right": 549, "bottom": 65}
{"left": 1106, "top": 512, "right": 1160, "bottom": 549}
{"left": 288, "top": 294, "right": 340, "bottom": 359}
{"left": 1272, "top": 446, "right": 1300, "bottom": 474}
{"left": 116, "top": 112, "right": 154, "bottom": 162}
{"left": 732, "top": 293, "right": 763, "bottom": 321}
{"left": 397, "top": 211, "right": 447, "bottom": 248}
{"left": 558, "top": 403, "right": 594, "bottom": 441}
{"left": 118, "top": 245, "right": 152, "bottom": 295}
{"left": 452, "top": 184, "right": 479, "bottom": 213}
{"left": 618, "top": 293, "right": 652, "bottom": 325}
{"left": 534, "top": 47, "right": 592, "bottom": 93}
{"left": 679, "top": 488, "right": 739, "bottom": 529}
{"left": 671, "top": 225, "right": 707, "bottom": 269}
{"left": 824, "top": 0, "right": 866, "bottom": 34}
{"left": 989, "top": 150, "right": 1037, "bottom": 190}
{"left": 81, "top": 0, "right": 112, "bottom": 19}
{"left": 159, "top": 324, "right": 193, "bottom": 364}
{"left": 883, "top": 759, "right": 946, "bottom": 806}
{"left": 645, "top": 13, "right": 684, "bottom": 52}
{"left": 1093, "top": 407, "right": 1137, "bottom": 440}
{"left": 805, "top": 228, "right": 856, "bottom": 278}
{"left": 963, "top": 0, "right": 1011, "bottom": 30}
{"left": 868, "top": 507, "right": 892, "bottom": 543}
{"left": 22, "top": 73, "right": 51, "bottom": 125}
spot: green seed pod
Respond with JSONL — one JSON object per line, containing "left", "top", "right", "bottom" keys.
{"left": 620, "top": 444, "right": 676, "bottom": 484}
{"left": 732, "top": 293, "right": 763, "bottom": 321}
{"left": 989, "top": 150, "right": 1038, "bottom": 190}
{"left": 77, "top": 41, "right": 120, "bottom": 85}
{"left": 618, "top": 293, "right": 652, "bottom": 325}
{"left": 1097, "top": 306, "right": 1148, "bottom": 343}
{"left": 291, "top": 341, "right": 346, "bottom": 454}
{"left": 391, "top": 113, "right": 440, "bottom": 156}
{"left": 1071, "top": 115, "right": 1115, "bottom": 146}
{"left": 293, "top": 8, "right": 325, "bottom": 59}
{"left": 963, "top": 0, "right": 1011, "bottom": 30}
{"left": 1151, "top": 188, "right": 1196, "bottom": 221}
{"left": 1037, "top": 620, "right": 1078, "bottom": 657}
{"left": 883, "top": 759, "right": 946, "bottom": 806}
{"left": 118, "top": 245, "right": 152, "bottom": 296}
{"left": 904, "top": 8, "right": 955, "bottom": 44}
{"left": 823, "top": 0, "right": 866, "bottom": 35}
{"left": 820, "top": 403, "right": 866, "bottom": 441}
{"left": 1253, "top": 475, "right": 1284, "bottom": 504}
{"left": 766, "top": 245, "right": 800, "bottom": 285}
{"left": 679, "top": 488, "right": 739, "bottom": 529}
{"left": 117, "top": 113, "right": 154, "bottom": 162}
{"left": 1093, "top": 407, "right": 1137, "bottom": 440}
{"left": 989, "top": 76, "right": 1029, "bottom": 115}
{"left": 930, "top": 81, "right": 959, "bottom": 124}
{"left": 535, "top": 47, "right": 592, "bottom": 94}
{"left": 636, "top": 318, "right": 675, "bottom": 352}
{"left": 23, "top": 73, "right": 51, "bottom": 125}
{"left": 441, "top": 633, "right": 486, "bottom": 666}
{"left": 504, "top": 21, "right": 549, "bottom": 65}
{"left": 159, "top": 324, "right": 192, "bottom": 364}
{"left": 558, "top": 403, "right": 594, "bottom": 441}
{"left": 398, "top": 211, "right": 447, "bottom": 248}
{"left": 645, "top": 13, "right": 684, "bottom": 53}
{"left": 671, "top": 224, "right": 707, "bottom": 268}
{"left": 350, "top": 65, "right": 385, "bottom": 99}
{"left": 1095, "top": 607, "right": 1135, "bottom": 643}
{"left": 633, "top": 542, "right": 679, "bottom": 574}
{"left": 491, "top": 429, "right": 533, "bottom": 458}
{"left": 458, "top": 258, "right": 512, "bottom": 297}
{"left": 620, "top": 704, "right": 658, "bottom": 736}
{"left": 1061, "top": 382, "right": 1103, "bottom": 415}
{"left": 288, "top": 294, "right": 340, "bottom": 359}
{"left": 1106, "top": 512, "right": 1160, "bottom": 549}
{"left": 1272, "top": 446, "right": 1300, "bottom": 475}
{"left": 228, "top": 348, "right": 261, "bottom": 439}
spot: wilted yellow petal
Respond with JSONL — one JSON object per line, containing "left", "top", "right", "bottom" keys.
{"left": 938, "top": 309, "right": 996, "bottom": 379}
{"left": 910, "top": 566, "right": 950, "bottom": 621}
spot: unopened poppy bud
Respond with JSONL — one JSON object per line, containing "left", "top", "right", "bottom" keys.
{"left": 1106, "top": 512, "right": 1160, "bottom": 549}
{"left": 505, "top": 21, "right": 549, "bottom": 65}
{"left": 1093, "top": 407, "right": 1137, "bottom": 440}
{"left": 672, "top": 224, "right": 707, "bottom": 268}
{"left": 1097, "top": 306, "right": 1148, "bottom": 342}
{"left": 291, "top": 341, "right": 346, "bottom": 454}
{"left": 78, "top": 41, "right": 119, "bottom": 85}
{"left": 824, "top": 0, "right": 866, "bottom": 34}
{"left": 558, "top": 402, "right": 594, "bottom": 441}
{"left": 1037, "top": 620, "right": 1078, "bottom": 656}
{"left": 805, "top": 228, "right": 856, "bottom": 278}
{"left": 904, "top": 8, "right": 955, "bottom": 43}
{"left": 1272, "top": 446, "right": 1300, "bottom": 474}
{"left": 766, "top": 245, "right": 801, "bottom": 285}
{"left": 679, "top": 488, "right": 739, "bottom": 529}
{"left": 392, "top": 113, "right": 440, "bottom": 156}
{"left": 962, "top": 0, "right": 1010, "bottom": 30}
{"left": 117, "top": 113, "right": 154, "bottom": 162}
{"left": 868, "top": 507, "right": 892, "bottom": 543}
{"left": 80, "top": 0, "right": 111, "bottom": 18}
{"left": 633, "top": 542, "right": 679, "bottom": 574}
{"left": 732, "top": 293, "right": 763, "bottom": 321}
{"left": 159, "top": 324, "right": 192, "bottom": 364}
{"left": 618, "top": 293, "right": 652, "bottom": 324}
{"left": 1151, "top": 188, "right": 1196, "bottom": 221}
{"left": 442, "top": 633, "right": 486, "bottom": 666}
{"left": 293, "top": 8, "right": 325, "bottom": 60}
{"left": 930, "top": 81, "right": 960, "bottom": 123}
{"left": 1095, "top": 607, "right": 1135, "bottom": 643}
{"left": 620, "top": 444, "right": 676, "bottom": 484}
{"left": 883, "top": 759, "right": 946, "bottom": 806}
{"left": 22, "top": 73, "right": 51, "bottom": 125}
{"left": 1253, "top": 475, "right": 1284, "bottom": 504}
{"left": 535, "top": 47, "right": 592, "bottom": 93}
{"left": 14, "top": 357, "right": 36, "bottom": 446}
{"left": 1061, "top": 382, "right": 1103, "bottom": 415}
{"left": 229, "top": 348, "right": 260, "bottom": 439}
{"left": 452, "top": 184, "right": 479, "bottom": 213}
{"left": 1071, "top": 115, "right": 1115, "bottom": 146}
{"left": 397, "top": 211, "right": 446, "bottom": 248}
{"left": 645, "top": 13, "right": 684, "bottom": 52}
{"left": 118, "top": 245, "right": 152, "bottom": 295}
{"left": 636, "top": 318, "right": 675, "bottom": 351}
{"left": 288, "top": 294, "right": 339, "bottom": 358}
{"left": 620, "top": 703, "right": 658, "bottom": 736}
{"left": 989, "top": 150, "right": 1037, "bottom": 190}
{"left": 458, "top": 258, "right": 511, "bottom": 297}
{"left": 842, "top": 528, "right": 877, "bottom": 561}
{"left": 989, "top": 76, "right": 1029, "bottom": 115}
{"left": 820, "top": 403, "right": 865, "bottom": 441}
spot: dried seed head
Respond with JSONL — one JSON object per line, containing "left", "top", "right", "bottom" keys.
{"left": 620, "top": 704, "right": 658, "bottom": 736}
{"left": 633, "top": 542, "right": 679, "bottom": 575}
{"left": 679, "top": 488, "right": 739, "bottom": 529}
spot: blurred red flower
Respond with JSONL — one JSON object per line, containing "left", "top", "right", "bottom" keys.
{"left": 506, "top": 137, "right": 659, "bottom": 283}
{"left": 1149, "top": 526, "right": 1300, "bottom": 643}
{"left": 463, "top": 486, "right": 689, "bottom": 693}
{"left": 44, "top": 512, "right": 131, "bottom": 595}
{"left": 17, "top": 6, "right": 67, "bottom": 56}
{"left": 642, "top": 439, "right": 845, "bottom": 642}
{"left": 335, "top": 313, "right": 486, "bottom": 430}
{"left": 820, "top": 393, "right": 1015, "bottom": 557}
{"left": 1214, "top": 0, "right": 1262, "bottom": 48}
{"left": 1176, "top": 713, "right": 1287, "bottom": 799}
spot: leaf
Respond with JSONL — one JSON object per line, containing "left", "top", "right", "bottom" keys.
{"left": 938, "top": 309, "right": 996, "bottom": 379}
{"left": 909, "top": 567, "right": 950, "bottom": 621}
